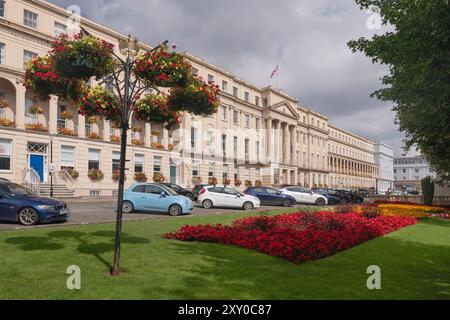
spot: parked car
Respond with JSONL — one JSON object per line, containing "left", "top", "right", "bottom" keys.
{"left": 122, "top": 183, "right": 194, "bottom": 216}
{"left": 281, "top": 187, "right": 329, "bottom": 206}
{"left": 198, "top": 185, "right": 260, "bottom": 210}
{"left": 0, "top": 181, "right": 70, "bottom": 226}
{"left": 311, "top": 188, "right": 342, "bottom": 205}
{"left": 159, "top": 183, "right": 195, "bottom": 200}
{"left": 337, "top": 190, "right": 364, "bottom": 204}
{"left": 244, "top": 187, "right": 296, "bottom": 207}
{"left": 192, "top": 184, "right": 209, "bottom": 201}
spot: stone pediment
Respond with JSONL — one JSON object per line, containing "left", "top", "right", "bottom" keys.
{"left": 269, "top": 101, "right": 299, "bottom": 120}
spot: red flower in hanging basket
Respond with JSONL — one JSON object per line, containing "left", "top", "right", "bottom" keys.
{"left": 134, "top": 45, "right": 192, "bottom": 87}
{"left": 133, "top": 94, "right": 181, "bottom": 130}
{"left": 79, "top": 86, "right": 121, "bottom": 123}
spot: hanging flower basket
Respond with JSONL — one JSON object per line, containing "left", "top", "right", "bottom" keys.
{"left": 153, "top": 172, "right": 165, "bottom": 183}
{"left": 168, "top": 144, "right": 174, "bottom": 151}
{"left": 134, "top": 172, "right": 148, "bottom": 183}
{"left": 29, "top": 104, "right": 44, "bottom": 115}
{"left": 50, "top": 34, "right": 115, "bottom": 80}
{"left": 208, "top": 177, "right": 218, "bottom": 186}
{"left": 133, "top": 94, "right": 181, "bottom": 130}
{"left": 192, "top": 176, "right": 202, "bottom": 185}
{"left": 131, "top": 126, "right": 143, "bottom": 133}
{"left": 0, "top": 119, "right": 16, "bottom": 128}
{"left": 168, "top": 76, "right": 220, "bottom": 116}
{"left": 79, "top": 86, "right": 121, "bottom": 123}
{"left": 134, "top": 45, "right": 192, "bottom": 87}
{"left": 223, "top": 178, "right": 231, "bottom": 186}
{"left": 234, "top": 179, "right": 242, "bottom": 187}
{"left": 255, "top": 180, "right": 263, "bottom": 187}
{"left": 87, "top": 116, "right": 98, "bottom": 124}
{"left": 245, "top": 180, "right": 253, "bottom": 187}
{"left": 151, "top": 130, "right": 161, "bottom": 136}
{"left": 58, "top": 128, "right": 77, "bottom": 136}
{"left": 88, "top": 169, "right": 104, "bottom": 181}
{"left": 65, "top": 168, "right": 79, "bottom": 180}
{"left": 0, "top": 98, "right": 10, "bottom": 109}
{"left": 24, "top": 56, "right": 85, "bottom": 102}
{"left": 61, "top": 110, "right": 74, "bottom": 120}
{"left": 25, "top": 123, "right": 49, "bottom": 132}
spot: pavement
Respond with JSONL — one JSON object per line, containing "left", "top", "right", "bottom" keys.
{"left": 0, "top": 200, "right": 313, "bottom": 232}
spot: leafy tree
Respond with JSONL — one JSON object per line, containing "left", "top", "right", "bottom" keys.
{"left": 348, "top": 0, "right": 450, "bottom": 183}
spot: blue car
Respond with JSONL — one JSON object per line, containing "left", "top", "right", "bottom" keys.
{"left": 122, "top": 183, "right": 194, "bottom": 216}
{"left": 243, "top": 187, "right": 296, "bottom": 207}
{"left": 0, "top": 181, "right": 70, "bottom": 226}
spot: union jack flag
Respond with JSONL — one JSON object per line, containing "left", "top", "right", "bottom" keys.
{"left": 270, "top": 65, "right": 279, "bottom": 79}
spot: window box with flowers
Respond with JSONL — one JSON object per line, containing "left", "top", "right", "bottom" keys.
{"left": 87, "top": 132, "right": 102, "bottom": 140}
{"left": 151, "top": 143, "right": 164, "bottom": 150}
{"left": 66, "top": 168, "right": 79, "bottom": 180}
{"left": 58, "top": 127, "right": 77, "bottom": 137}
{"left": 110, "top": 136, "right": 120, "bottom": 143}
{"left": 0, "top": 119, "right": 16, "bottom": 128}
{"left": 255, "top": 180, "right": 263, "bottom": 187}
{"left": 245, "top": 180, "right": 253, "bottom": 187}
{"left": 88, "top": 169, "right": 104, "bottom": 181}
{"left": 134, "top": 172, "right": 148, "bottom": 183}
{"left": 132, "top": 139, "right": 145, "bottom": 147}
{"left": 25, "top": 123, "right": 49, "bottom": 132}
{"left": 153, "top": 172, "right": 165, "bottom": 183}
{"left": 112, "top": 170, "right": 126, "bottom": 182}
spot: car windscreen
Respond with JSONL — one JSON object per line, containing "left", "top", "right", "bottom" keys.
{"left": 3, "top": 183, "right": 33, "bottom": 196}
{"left": 160, "top": 185, "right": 178, "bottom": 196}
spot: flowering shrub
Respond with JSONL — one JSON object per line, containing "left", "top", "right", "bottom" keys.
{"left": 133, "top": 94, "right": 181, "bottom": 130}
{"left": 0, "top": 98, "right": 10, "bottom": 109}
{"left": 0, "top": 119, "right": 16, "bottom": 128}
{"left": 134, "top": 172, "right": 148, "bottom": 183}
{"left": 79, "top": 86, "right": 121, "bottom": 123}
{"left": 168, "top": 76, "right": 220, "bottom": 116}
{"left": 24, "top": 56, "right": 85, "bottom": 101}
{"left": 25, "top": 123, "right": 49, "bottom": 132}
{"left": 165, "top": 212, "right": 417, "bottom": 264}
{"left": 436, "top": 213, "right": 450, "bottom": 220}
{"left": 51, "top": 33, "right": 115, "bottom": 80}
{"left": 58, "top": 127, "right": 77, "bottom": 136}
{"left": 88, "top": 169, "right": 104, "bottom": 181}
{"left": 377, "top": 204, "right": 444, "bottom": 218}
{"left": 134, "top": 46, "right": 192, "bottom": 87}
{"left": 153, "top": 172, "right": 165, "bottom": 183}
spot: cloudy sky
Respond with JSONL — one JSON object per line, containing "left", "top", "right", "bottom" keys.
{"left": 50, "top": 0, "right": 407, "bottom": 156}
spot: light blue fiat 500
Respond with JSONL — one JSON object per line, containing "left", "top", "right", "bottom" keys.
{"left": 122, "top": 183, "right": 194, "bottom": 216}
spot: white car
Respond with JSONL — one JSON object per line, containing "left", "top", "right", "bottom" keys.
{"left": 280, "top": 187, "right": 328, "bottom": 206}
{"left": 198, "top": 185, "right": 260, "bottom": 210}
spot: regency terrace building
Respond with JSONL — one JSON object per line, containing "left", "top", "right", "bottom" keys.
{"left": 0, "top": 0, "right": 392, "bottom": 197}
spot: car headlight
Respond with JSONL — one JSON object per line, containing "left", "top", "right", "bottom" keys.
{"left": 37, "top": 205, "right": 55, "bottom": 211}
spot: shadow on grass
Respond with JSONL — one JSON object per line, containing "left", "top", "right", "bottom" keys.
{"left": 159, "top": 231, "right": 450, "bottom": 299}
{"left": 4, "top": 230, "right": 150, "bottom": 270}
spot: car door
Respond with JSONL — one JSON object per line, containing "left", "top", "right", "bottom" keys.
{"left": 0, "top": 185, "right": 17, "bottom": 221}
{"left": 299, "top": 188, "right": 315, "bottom": 204}
{"left": 265, "top": 188, "right": 281, "bottom": 205}
{"left": 127, "top": 185, "right": 147, "bottom": 210}
{"left": 208, "top": 187, "right": 226, "bottom": 207}
{"left": 145, "top": 185, "right": 172, "bottom": 212}
{"left": 223, "top": 188, "right": 244, "bottom": 208}
{"left": 286, "top": 188, "right": 303, "bottom": 203}
{"left": 252, "top": 188, "right": 268, "bottom": 204}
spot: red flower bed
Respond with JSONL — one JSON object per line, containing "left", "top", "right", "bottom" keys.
{"left": 165, "top": 212, "right": 417, "bottom": 264}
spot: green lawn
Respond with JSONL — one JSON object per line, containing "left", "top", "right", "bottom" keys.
{"left": 0, "top": 210, "right": 449, "bottom": 300}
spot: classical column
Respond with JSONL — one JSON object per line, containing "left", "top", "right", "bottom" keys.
{"left": 103, "top": 120, "right": 110, "bottom": 141}
{"left": 145, "top": 122, "right": 151, "bottom": 147}
{"left": 266, "top": 118, "right": 272, "bottom": 161}
{"left": 291, "top": 126, "right": 297, "bottom": 166}
{"left": 163, "top": 128, "right": 169, "bottom": 149}
{"left": 283, "top": 123, "right": 290, "bottom": 165}
{"left": 15, "top": 84, "right": 26, "bottom": 130}
{"left": 78, "top": 114, "right": 86, "bottom": 138}
{"left": 49, "top": 96, "right": 58, "bottom": 134}
{"left": 273, "top": 120, "right": 279, "bottom": 163}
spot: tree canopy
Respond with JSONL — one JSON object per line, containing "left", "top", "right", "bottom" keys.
{"left": 348, "top": 0, "right": 450, "bottom": 183}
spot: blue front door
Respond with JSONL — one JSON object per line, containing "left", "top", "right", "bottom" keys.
{"left": 29, "top": 155, "right": 44, "bottom": 182}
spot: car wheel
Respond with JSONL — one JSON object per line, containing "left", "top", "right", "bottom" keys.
{"left": 243, "top": 201, "right": 254, "bottom": 211}
{"left": 282, "top": 199, "right": 291, "bottom": 207}
{"left": 202, "top": 199, "right": 213, "bottom": 209}
{"left": 316, "top": 198, "right": 326, "bottom": 206}
{"left": 18, "top": 207, "right": 39, "bottom": 226}
{"left": 169, "top": 204, "right": 182, "bottom": 216}
{"left": 122, "top": 201, "right": 134, "bottom": 214}
{"left": 186, "top": 193, "right": 195, "bottom": 201}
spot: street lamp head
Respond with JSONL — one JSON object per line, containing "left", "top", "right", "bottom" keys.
{"left": 119, "top": 34, "right": 139, "bottom": 57}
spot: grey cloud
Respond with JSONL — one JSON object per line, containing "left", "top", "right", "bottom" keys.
{"left": 50, "top": 0, "right": 405, "bottom": 155}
